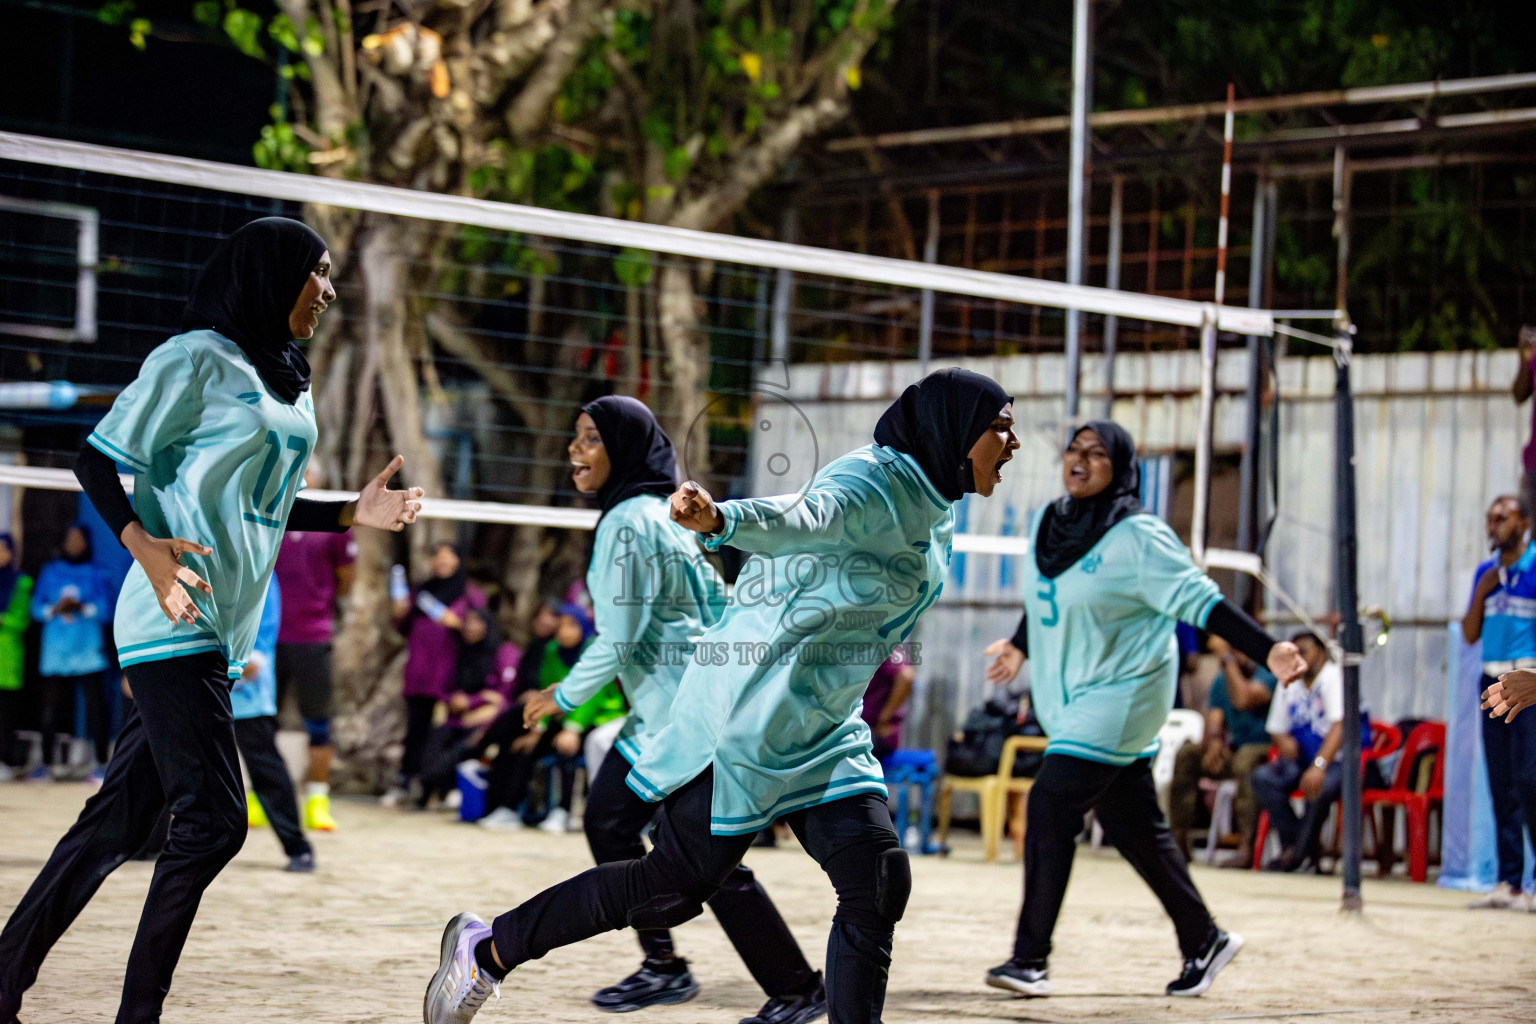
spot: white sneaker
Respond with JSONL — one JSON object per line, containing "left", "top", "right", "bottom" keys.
{"left": 539, "top": 807, "right": 570, "bottom": 833}
{"left": 423, "top": 912, "right": 500, "bottom": 1024}
{"left": 443, "top": 789, "right": 463, "bottom": 812}
{"left": 380, "top": 787, "right": 407, "bottom": 809}
{"left": 1510, "top": 891, "right": 1535, "bottom": 913}
{"left": 1468, "top": 882, "right": 1519, "bottom": 909}
{"left": 477, "top": 807, "right": 525, "bottom": 831}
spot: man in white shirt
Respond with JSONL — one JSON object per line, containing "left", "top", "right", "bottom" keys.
{"left": 1249, "top": 632, "right": 1345, "bottom": 872}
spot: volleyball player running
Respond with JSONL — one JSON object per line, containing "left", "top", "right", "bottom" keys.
{"left": 981, "top": 421, "right": 1305, "bottom": 1000}
{"left": 519, "top": 395, "right": 826, "bottom": 1022}
{"left": 0, "top": 218, "right": 422, "bottom": 1024}
{"left": 423, "top": 367, "right": 1018, "bottom": 1024}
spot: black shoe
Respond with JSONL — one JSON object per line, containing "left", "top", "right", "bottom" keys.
{"left": 1166, "top": 929, "right": 1244, "bottom": 997}
{"left": 285, "top": 851, "right": 316, "bottom": 873}
{"left": 592, "top": 958, "right": 699, "bottom": 1013}
{"left": 739, "top": 972, "right": 826, "bottom": 1024}
{"left": 984, "top": 958, "right": 1050, "bottom": 997}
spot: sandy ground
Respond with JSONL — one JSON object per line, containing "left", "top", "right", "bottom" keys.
{"left": 2, "top": 784, "right": 1533, "bottom": 1024}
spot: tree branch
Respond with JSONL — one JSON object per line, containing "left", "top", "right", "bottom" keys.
{"left": 505, "top": 0, "right": 606, "bottom": 140}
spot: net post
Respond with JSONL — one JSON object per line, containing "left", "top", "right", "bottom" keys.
{"left": 1063, "top": 0, "right": 1093, "bottom": 420}
{"left": 1191, "top": 305, "right": 1218, "bottom": 566}
{"left": 1333, "top": 317, "right": 1365, "bottom": 912}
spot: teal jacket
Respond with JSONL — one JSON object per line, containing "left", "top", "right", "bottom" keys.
{"left": 552, "top": 493, "right": 725, "bottom": 765}
{"left": 627, "top": 445, "right": 952, "bottom": 835}
{"left": 1023, "top": 509, "right": 1222, "bottom": 765}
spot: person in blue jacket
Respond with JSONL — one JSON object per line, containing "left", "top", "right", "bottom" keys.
{"left": 29, "top": 524, "right": 113, "bottom": 779}
{"left": 230, "top": 575, "right": 315, "bottom": 872}
{"left": 424, "top": 367, "right": 1019, "bottom": 1024}
{"left": 980, "top": 421, "right": 1306, "bottom": 1000}
{"left": 519, "top": 395, "right": 824, "bottom": 1023}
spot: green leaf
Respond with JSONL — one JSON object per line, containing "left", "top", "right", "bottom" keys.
{"left": 664, "top": 146, "right": 692, "bottom": 183}
{"left": 128, "top": 16, "right": 150, "bottom": 48}
{"left": 302, "top": 16, "right": 325, "bottom": 57}
{"left": 613, "top": 247, "right": 654, "bottom": 287}
{"left": 96, "top": 0, "right": 133, "bottom": 27}
{"left": 191, "top": 0, "right": 219, "bottom": 27}
{"left": 224, "top": 7, "right": 266, "bottom": 60}
{"left": 269, "top": 13, "right": 299, "bottom": 52}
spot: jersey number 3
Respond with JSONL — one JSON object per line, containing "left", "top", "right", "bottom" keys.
{"left": 252, "top": 431, "right": 309, "bottom": 516}
{"left": 1037, "top": 577, "right": 1060, "bottom": 627}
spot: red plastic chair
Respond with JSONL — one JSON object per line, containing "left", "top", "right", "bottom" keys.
{"left": 1250, "top": 721, "right": 1402, "bottom": 870}
{"left": 1361, "top": 722, "right": 1444, "bottom": 883}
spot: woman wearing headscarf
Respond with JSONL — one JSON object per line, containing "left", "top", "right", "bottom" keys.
{"left": 389, "top": 541, "right": 488, "bottom": 805}
{"left": 0, "top": 217, "right": 423, "bottom": 1024}
{"left": 424, "top": 367, "right": 1018, "bottom": 1024}
{"left": 29, "top": 524, "right": 113, "bottom": 779}
{"left": 0, "top": 534, "right": 33, "bottom": 776}
{"left": 413, "top": 606, "right": 516, "bottom": 809}
{"left": 513, "top": 395, "right": 824, "bottom": 1021}
{"left": 979, "top": 421, "right": 1306, "bottom": 1001}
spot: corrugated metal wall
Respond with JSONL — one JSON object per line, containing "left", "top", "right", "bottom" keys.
{"left": 743, "top": 349, "right": 1527, "bottom": 745}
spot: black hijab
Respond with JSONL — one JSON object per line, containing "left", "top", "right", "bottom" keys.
{"left": 1034, "top": 420, "right": 1143, "bottom": 579}
{"left": 453, "top": 608, "right": 499, "bottom": 694}
{"left": 420, "top": 544, "right": 468, "bottom": 605}
{"left": 873, "top": 367, "right": 1013, "bottom": 502}
{"left": 60, "top": 524, "right": 93, "bottom": 566}
{"left": 180, "top": 217, "right": 327, "bottom": 405}
{"left": 580, "top": 395, "right": 679, "bottom": 519}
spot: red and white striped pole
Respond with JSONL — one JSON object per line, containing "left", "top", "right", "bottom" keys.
{"left": 1215, "top": 82, "right": 1235, "bottom": 306}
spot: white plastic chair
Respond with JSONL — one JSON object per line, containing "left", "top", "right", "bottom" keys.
{"left": 1199, "top": 778, "right": 1239, "bottom": 864}
{"left": 1153, "top": 709, "right": 1205, "bottom": 815}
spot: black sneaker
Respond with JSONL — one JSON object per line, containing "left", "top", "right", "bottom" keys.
{"left": 984, "top": 958, "right": 1050, "bottom": 997}
{"left": 285, "top": 851, "right": 316, "bottom": 873}
{"left": 592, "top": 958, "right": 699, "bottom": 1013}
{"left": 739, "top": 972, "right": 826, "bottom": 1024}
{"left": 1166, "top": 929, "right": 1244, "bottom": 997}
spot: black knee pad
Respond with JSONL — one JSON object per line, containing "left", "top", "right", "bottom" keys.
{"left": 627, "top": 892, "right": 705, "bottom": 931}
{"left": 874, "top": 848, "right": 911, "bottom": 923}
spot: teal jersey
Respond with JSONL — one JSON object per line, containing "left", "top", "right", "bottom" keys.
{"left": 230, "top": 574, "right": 280, "bottom": 720}
{"left": 627, "top": 445, "right": 952, "bottom": 836}
{"left": 553, "top": 494, "right": 725, "bottom": 765}
{"left": 1023, "top": 510, "right": 1222, "bottom": 766}
{"left": 88, "top": 330, "right": 317, "bottom": 677}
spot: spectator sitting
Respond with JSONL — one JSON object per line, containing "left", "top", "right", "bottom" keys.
{"left": 1168, "top": 636, "right": 1276, "bottom": 864}
{"left": 862, "top": 646, "right": 915, "bottom": 762}
{"left": 477, "top": 602, "right": 600, "bottom": 831}
{"left": 415, "top": 607, "right": 519, "bottom": 808}
{"left": 1250, "top": 631, "right": 1359, "bottom": 872}
{"left": 0, "top": 534, "right": 33, "bottom": 778}
{"left": 386, "top": 541, "right": 486, "bottom": 806}
{"left": 29, "top": 525, "right": 112, "bottom": 782}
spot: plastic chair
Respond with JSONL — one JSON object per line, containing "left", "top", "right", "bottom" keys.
{"left": 1153, "top": 709, "right": 1205, "bottom": 814}
{"left": 937, "top": 769, "right": 1004, "bottom": 862}
{"left": 1362, "top": 721, "right": 1444, "bottom": 882}
{"left": 998, "top": 736, "right": 1050, "bottom": 860}
{"left": 883, "top": 750, "right": 940, "bottom": 854}
{"left": 1251, "top": 720, "right": 1402, "bottom": 870}
{"left": 1197, "top": 778, "right": 1239, "bottom": 865}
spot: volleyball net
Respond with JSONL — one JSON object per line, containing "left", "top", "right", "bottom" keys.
{"left": 0, "top": 130, "right": 1332, "bottom": 567}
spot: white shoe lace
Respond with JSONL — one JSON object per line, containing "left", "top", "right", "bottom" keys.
{"left": 457, "top": 967, "right": 500, "bottom": 1013}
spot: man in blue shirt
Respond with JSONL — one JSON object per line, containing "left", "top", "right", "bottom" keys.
{"left": 1169, "top": 638, "right": 1276, "bottom": 864}
{"left": 1462, "top": 494, "right": 1536, "bottom": 912}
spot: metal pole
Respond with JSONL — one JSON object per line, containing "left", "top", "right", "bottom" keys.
{"left": 1215, "top": 84, "right": 1235, "bottom": 306}
{"left": 1335, "top": 323, "right": 1365, "bottom": 911}
{"left": 1236, "top": 169, "right": 1268, "bottom": 605}
{"left": 918, "top": 190, "right": 939, "bottom": 375}
{"left": 1191, "top": 309, "right": 1216, "bottom": 566}
{"left": 1331, "top": 145, "right": 1364, "bottom": 910}
{"left": 1102, "top": 175, "right": 1123, "bottom": 417}
{"left": 1063, "top": 0, "right": 1092, "bottom": 420}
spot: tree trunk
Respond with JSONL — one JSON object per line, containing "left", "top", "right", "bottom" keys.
{"left": 657, "top": 262, "right": 712, "bottom": 484}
